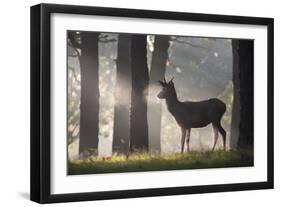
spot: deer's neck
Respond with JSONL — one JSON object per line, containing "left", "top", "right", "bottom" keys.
{"left": 165, "top": 93, "right": 181, "bottom": 114}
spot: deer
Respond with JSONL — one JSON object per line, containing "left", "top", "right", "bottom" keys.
{"left": 157, "top": 78, "right": 226, "bottom": 153}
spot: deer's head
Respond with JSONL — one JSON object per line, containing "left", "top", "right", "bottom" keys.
{"left": 157, "top": 77, "right": 175, "bottom": 99}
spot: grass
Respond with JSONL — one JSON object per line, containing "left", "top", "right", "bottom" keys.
{"left": 68, "top": 150, "right": 253, "bottom": 175}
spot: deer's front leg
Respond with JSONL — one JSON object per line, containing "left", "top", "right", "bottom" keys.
{"left": 181, "top": 128, "right": 186, "bottom": 154}
{"left": 186, "top": 128, "right": 191, "bottom": 152}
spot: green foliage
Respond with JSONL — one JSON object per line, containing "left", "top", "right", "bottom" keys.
{"left": 67, "top": 60, "right": 81, "bottom": 145}
{"left": 68, "top": 150, "right": 253, "bottom": 175}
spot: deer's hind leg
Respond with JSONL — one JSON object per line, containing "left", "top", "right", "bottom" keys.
{"left": 186, "top": 128, "right": 191, "bottom": 152}
{"left": 181, "top": 128, "right": 186, "bottom": 154}
{"left": 217, "top": 122, "right": 226, "bottom": 151}
{"left": 211, "top": 124, "right": 219, "bottom": 152}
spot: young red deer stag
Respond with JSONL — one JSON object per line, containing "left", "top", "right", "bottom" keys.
{"left": 157, "top": 78, "right": 226, "bottom": 152}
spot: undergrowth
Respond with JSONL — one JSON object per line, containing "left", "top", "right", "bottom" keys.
{"left": 68, "top": 150, "right": 253, "bottom": 175}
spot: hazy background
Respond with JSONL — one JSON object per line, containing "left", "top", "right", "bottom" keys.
{"left": 67, "top": 33, "right": 233, "bottom": 159}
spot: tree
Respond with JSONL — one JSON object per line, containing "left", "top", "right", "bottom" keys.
{"left": 129, "top": 35, "right": 149, "bottom": 152}
{"left": 79, "top": 32, "right": 100, "bottom": 155}
{"left": 236, "top": 40, "right": 254, "bottom": 150}
{"left": 230, "top": 40, "right": 240, "bottom": 149}
{"left": 148, "top": 35, "right": 170, "bottom": 152}
{"left": 112, "top": 34, "right": 132, "bottom": 154}
{"left": 230, "top": 39, "right": 253, "bottom": 150}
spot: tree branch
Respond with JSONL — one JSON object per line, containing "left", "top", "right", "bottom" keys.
{"left": 68, "top": 33, "right": 81, "bottom": 48}
{"left": 68, "top": 33, "right": 81, "bottom": 57}
{"left": 170, "top": 37, "right": 211, "bottom": 51}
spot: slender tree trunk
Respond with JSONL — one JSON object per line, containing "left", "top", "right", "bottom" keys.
{"left": 79, "top": 32, "right": 100, "bottom": 155}
{"left": 148, "top": 35, "right": 170, "bottom": 152}
{"left": 230, "top": 40, "right": 241, "bottom": 149}
{"left": 129, "top": 35, "right": 149, "bottom": 152}
{"left": 236, "top": 40, "right": 254, "bottom": 151}
{"left": 112, "top": 34, "right": 132, "bottom": 154}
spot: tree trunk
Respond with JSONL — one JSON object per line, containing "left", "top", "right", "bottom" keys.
{"left": 79, "top": 32, "right": 100, "bottom": 155}
{"left": 148, "top": 35, "right": 170, "bottom": 152}
{"left": 230, "top": 40, "right": 241, "bottom": 149}
{"left": 236, "top": 40, "right": 254, "bottom": 150}
{"left": 112, "top": 34, "right": 132, "bottom": 154}
{"left": 129, "top": 35, "right": 149, "bottom": 152}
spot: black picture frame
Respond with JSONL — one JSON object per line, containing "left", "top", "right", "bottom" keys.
{"left": 30, "top": 3, "right": 274, "bottom": 204}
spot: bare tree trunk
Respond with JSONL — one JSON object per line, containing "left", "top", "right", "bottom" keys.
{"left": 79, "top": 32, "right": 100, "bottom": 155}
{"left": 148, "top": 35, "right": 170, "bottom": 152}
{"left": 230, "top": 40, "right": 241, "bottom": 149}
{"left": 129, "top": 35, "right": 149, "bottom": 152}
{"left": 237, "top": 40, "right": 254, "bottom": 151}
{"left": 112, "top": 34, "right": 132, "bottom": 154}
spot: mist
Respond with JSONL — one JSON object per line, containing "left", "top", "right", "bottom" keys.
{"left": 67, "top": 33, "right": 233, "bottom": 160}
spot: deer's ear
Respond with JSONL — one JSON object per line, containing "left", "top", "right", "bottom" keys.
{"left": 168, "top": 77, "right": 174, "bottom": 85}
{"left": 158, "top": 80, "right": 165, "bottom": 87}
{"left": 168, "top": 80, "right": 174, "bottom": 86}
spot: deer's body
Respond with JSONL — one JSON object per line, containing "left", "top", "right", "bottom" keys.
{"left": 158, "top": 79, "right": 226, "bottom": 152}
{"left": 166, "top": 98, "right": 226, "bottom": 129}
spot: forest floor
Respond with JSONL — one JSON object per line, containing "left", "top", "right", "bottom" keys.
{"left": 68, "top": 150, "right": 253, "bottom": 175}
